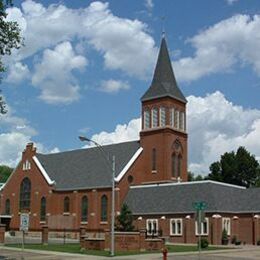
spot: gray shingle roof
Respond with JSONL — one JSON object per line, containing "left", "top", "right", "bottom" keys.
{"left": 125, "top": 181, "right": 260, "bottom": 214}
{"left": 141, "top": 37, "right": 187, "bottom": 103}
{"left": 36, "top": 140, "right": 140, "bottom": 190}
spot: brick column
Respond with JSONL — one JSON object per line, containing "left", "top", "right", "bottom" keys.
{"left": 0, "top": 224, "right": 6, "bottom": 245}
{"left": 41, "top": 225, "right": 48, "bottom": 245}
{"left": 253, "top": 215, "right": 260, "bottom": 245}
{"left": 80, "top": 226, "right": 87, "bottom": 247}
{"left": 139, "top": 229, "right": 146, "bottom": 251}
{"left": 104, "top": 229, "right": 110, "bottom": 251}
{"left": 212, "top": 215, "right": 222, "bottom": 245}
{"left": 232, "top": 216, "right": 239, "bottom": 240}
{"left": 159, "top": 216, "right": 166, "bottom": 237}
{"left": 184, "top": 215, "right": 192, "bottom": 243}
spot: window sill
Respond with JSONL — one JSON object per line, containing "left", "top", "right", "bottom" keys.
{"left": 40, "top": 221, "right": 46, "bottom": 224}
{"left": 81, "top": 221, "right": 88, "bottom": 224}
{"left": 100, "top": 221, "right": 108, "bottom": 225}
{"left": 170, "top": 234, "right": 183, "bottom": 237}
{"left": 195, "top": 234, "right": 208, "bottom": 236}
{"left": 63, "top": 212, "right": 70, "bottom": 216}
{"left": 151, "top": 170, "right": 157, "bottom": 174}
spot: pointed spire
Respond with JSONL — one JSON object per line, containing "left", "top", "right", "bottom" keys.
{"left": 141, "top": 36, "right": 187, "bottom": 103}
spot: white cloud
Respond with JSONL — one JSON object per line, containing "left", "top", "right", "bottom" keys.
{"left": 226, "top": 0, "right": 239, "bottom": 5}
{"left": 145, "top": 0, "right": 154, "bottom": 11}
{"left": 32, "top": 41, "right": 87, "bottom": 104}
{"left": 88, "top": 91, "right": 260, "bottom": 174}
{"left": 5, "top": 62, "right": 30, "bottom": 84}
{"left": 89, "top": 118, "right": 141, "bottom": 146}
{"left": 0, "top": 102, "right": 57, "bottom": 166}
{"left": 100, "top": 79, "right": 130, "bottom": 93}
{"left": 5, "top": 0, "right": 157, "bottom": 86}
{"left": 173, "top": 14, "right": 260, "bottom": 82}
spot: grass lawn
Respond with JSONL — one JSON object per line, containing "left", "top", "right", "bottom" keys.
{"left": 5, "top": 243, "right": 232, "bottom": 256}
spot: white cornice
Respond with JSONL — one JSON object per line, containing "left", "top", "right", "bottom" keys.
{"left": 114, "top": 147, "right": 143, "bottom": 182}
{"left": 33, "top": 156, "right": 55, "bottom": 185}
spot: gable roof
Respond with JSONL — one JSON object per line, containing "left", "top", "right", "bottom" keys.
{"left": 141, "top": 36, "right": 187, "bottom": 103}
{"left": 36, "top": 140, "right": 141, "bottom": 190}
{"left": 125, "top": 181, "right": 260, "bottom": 215}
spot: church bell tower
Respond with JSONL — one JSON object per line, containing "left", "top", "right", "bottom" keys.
{"left": 140, "top": 35, "right": 188, "bottom": 183}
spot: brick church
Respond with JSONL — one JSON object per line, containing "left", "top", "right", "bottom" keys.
{"left": 1, "top": 36, "right": 260, "bottom": 245}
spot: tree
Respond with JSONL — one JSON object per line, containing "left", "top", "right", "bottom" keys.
{"left": 207, "top": 146, "right": 260, "bottom": 188}
{"left": 0, "top": 164, "right": 13, "bottom": 182}
{"left": 0, "top": 0, "right": 23, "bottom": 113}
{"left": 116, "top": 203, "right": 134, "bottom": 231}
{"left": 188, "top": 171, "right": 204, "bottom": 182}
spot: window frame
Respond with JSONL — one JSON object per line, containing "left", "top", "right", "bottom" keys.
{"left": 144, "top": 110, "right": 151, "bottom": 129}
{"left": 146, "top": 219, "right": 158, "bottom": 236}
{"left": 81, "top": 195, "right": 88, "bottom": 223}
{"left": 19, "top": 177, "right": 31, "bottom": 210}
{"left": 170, "top": 108, "right": 175, "bottom": 128}
{"left": 5, "top": 199, "right": 11, "bottom": 215}
{"left": 151, "top": 108, "right": 158, "bottom": 128}
{"left": 40, "top": 197, "right": 46, "bottom": 222}
{"left": 160, "top": 107, "right": 166, "bottom": 127}
{"left": 101, "top": 195, "right": 108, "bottom": 222}
{"left": 195, "top": 217, "right": 209, "bottom": 236}
{"left": 64, "top": 196, "right": 70, "bottom": 213}
{"left": 152, "top": 148, "right": 157, "bottom": 172}
{"left": 170, "top": 218, "right": 183, "bottom": 236}
{"left": 222, "top": 217, "right": 231, "bottom": 236}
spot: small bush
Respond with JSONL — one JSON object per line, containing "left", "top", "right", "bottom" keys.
{"left": 198, "top": 238, "right": 209, "bottom": 249}
{"left": 235, "top": 240, "right": 241, "bottom": 245}
{"left": 257, "top": 240, "right": 260, "bottom": 246}
{"left": 231, "top": 236, "right": 237, "bottom": 244}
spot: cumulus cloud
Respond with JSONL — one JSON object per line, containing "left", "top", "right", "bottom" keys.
{"left": 5, "top": 0, "right": 157, "bottom": 88}
{"left": 87, "top": 92, "right": 260, "bottom": 174}
{"left": 32, "top": 42, "right": 87, "bottom": 104}
{"left": 100, "top": 79, "right": 130, "bottom": 93}
{"left": 173, "top": 14, "right": 260, "bottom": 82}
{"left": 0, "top": 102, "right": 58, "bottom": 166}
{"left": 89, "top": 118, "right": 141, "bottom": 146}
{"left": 5, "top": 62, "right": 30, "bottom": 84}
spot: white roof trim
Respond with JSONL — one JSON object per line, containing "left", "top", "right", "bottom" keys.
{"left": 33, "top": 156, "right": 55, "bottom": 185}
{"left": 0, "top": 183, "right": 5, "bottom": 191}
{"left": 130, "top": 180, "right": 246, "bottom": 190}
{"left": 114, "top": 147, "right": 143, "bottom": 182}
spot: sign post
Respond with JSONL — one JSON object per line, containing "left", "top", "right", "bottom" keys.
{"left": 20, "top": 213, "right": 29, "bottom": 260}
{"left": 193, "top": 201, "right": 207, "bottom": 260}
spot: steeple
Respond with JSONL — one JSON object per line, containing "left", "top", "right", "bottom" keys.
{"left": 141, "top": 36, "right": 187, "bottom": 103}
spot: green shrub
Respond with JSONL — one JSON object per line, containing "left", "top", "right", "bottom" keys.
{"left": 198, "top": 238, "right": 209, "bottom": 249}
{"left": 257, "top": 240, "right": 260, "bottom": 246}
{"left": 231, "top": 235, "right": 237, "bottom": 244}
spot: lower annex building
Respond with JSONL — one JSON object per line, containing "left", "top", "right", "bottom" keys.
{"left": 0, "top": 36, "right": 260, "bottom": 245}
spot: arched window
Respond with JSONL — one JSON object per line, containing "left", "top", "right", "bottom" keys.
{"left": 152, "top": 108, "right": 158, "bottom": 128}
{"left": 101, "top": 195, "right": 108, "bottom": 222}
{"left": 144, "top": 110, "right": 150, "bottom": 129}
{"left": 172, "top": 154, "right": 177, "bottom": 177}
{"left": 20, "top": 177, "right": 31, "bottom": 210}
{"left": 178, "top": 155, "right": 182, "bottom": 177}
{"left": 81, "top": 196, "right": 88, "bottom": 222}
{"left": 152, "top": 148, "right": 157, "bottom": 171}
{"left": 5, "top": 199, "right": 10, "bottom": 215}
{"left": 40, "top": 197, "right": 46, "bottom": 221}
{"left": 160, "top": 107, "right": 166, "bottom": 126}
{"left": 64, "top": 196, "right": 70, "bottom": 213}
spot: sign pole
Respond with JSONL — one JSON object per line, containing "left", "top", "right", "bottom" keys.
{"left": 198, "top": 209, "right": 201, "bottom": 260}
{"left": 21, "top": 230, "right": 25, "bottom": 260}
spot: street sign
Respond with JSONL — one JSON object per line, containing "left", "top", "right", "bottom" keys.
{"left": 193, "top": 201, "right": 207, "bottom": 211}
{"left": 20, "top": 213, "right": 29, "bottom": 232}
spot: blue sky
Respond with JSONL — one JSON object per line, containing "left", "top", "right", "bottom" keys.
{"left": 1, "top": 0, "right": 260, "bottom": 174}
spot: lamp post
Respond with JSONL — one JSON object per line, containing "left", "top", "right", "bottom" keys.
{"left": 78, "top": 136, "right": 115, "bottom": 257}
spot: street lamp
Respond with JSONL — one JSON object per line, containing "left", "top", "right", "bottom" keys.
{"left": 78, "top": 136, "right": 115, "bottom": 257}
